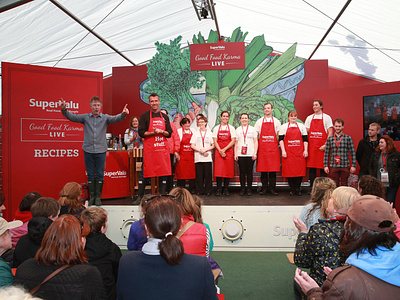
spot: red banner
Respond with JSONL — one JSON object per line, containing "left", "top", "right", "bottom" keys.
{"left": 190, "top": 42, "right": 245, "bottom": 70}
{"left": 1, "top": 62, "right": 102, "bottom": 220}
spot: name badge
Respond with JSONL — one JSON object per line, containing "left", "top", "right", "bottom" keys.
{"left": 334, "top": 155, "right": 341, "bottom": 164}
{"left": 380, "top": 168, "right": 389, "bottom": 183}
{"left": 241, "top": 145, "right": 248, "bottom": 155}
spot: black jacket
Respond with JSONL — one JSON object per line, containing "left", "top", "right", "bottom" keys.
{"left": 14, "top": 259, "right": 106, "bottom": 300}
{"left": 84, "top": 232, "right": 122, "bottom": 300}
{"left": 369, "top": 150, "right": 400, "bottom": 188}
{"left": 356, "top": 135, "right": 380, "bottom": 173}
{"left": 13, "top": 217, "right": 53, "bottom": 267}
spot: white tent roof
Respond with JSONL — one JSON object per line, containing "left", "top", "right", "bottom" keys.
{"left": 1, "top": 0, "right": 399, "bottom": 93}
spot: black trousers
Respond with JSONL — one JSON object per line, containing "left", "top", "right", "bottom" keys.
{"left": 177, "top": 179, "right": 196, "bottom": 192}
{"left": 287, "top": 177, "right": 303, "bottom": 192}
{"left": 261, "top": 172, "right": 276, "bottom": 190}
{"left": 216, "top": 177, "right": 230, "bottom": 189}
{"left": 195, "top": 162, "right": 213, "bottom": 194}
{"left": 165, "top": 153, "right": 175, "bottom": 193}
{"left": 308, "top": 168, "right": 327, "bottom": 189}
{"left": 238, "top": 157, "right": 254, "bottom": 189}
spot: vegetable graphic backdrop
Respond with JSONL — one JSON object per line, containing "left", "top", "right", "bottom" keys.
{"left": 142, "top": 27, "right": 306, "bottom": 128}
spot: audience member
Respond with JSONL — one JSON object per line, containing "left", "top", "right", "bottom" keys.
{"left": 127, "top": 196, "right": 148, "bottom": 251}
{"left": 81, "top": 207, "right": 122, "bottom": 300}
{"left": 357, "top": 175, "right": 386, "bottom": 198}
{"left": 11, "top": 191, "right": 41, "bottom": 248}
{"left": 0, "top": 217, "right": 22, "bottom": 287}
{"left": 116, "top": 195, "right": 218, "bottom": 300}
{"left": 298, "top": 177, "right": 336, "bottom": 230}
{"left": 169, "top": 187, "right": 208, "bottom": 256}
{"left": 58, "top": 182, "right": 86, "bottom": 216}
{"left": 0, "top": 192, "right": 6, "bottom": 215}
{"left": 293, "top": 187, "right": 360, "bottom": 289}
{"left": 13, "top": 214, "right": 106, "bottom": 299}
{"left": 14, "top": 197, "right": 60, "bottom": 267}
{"left": 192, "top": 194, "right": 223, "bottom": 281}
{"left": 0, "top": 285, "right": 42, "bottom": 300}
{"left": 295, "top": 195, "right": 400, "bottom": 299}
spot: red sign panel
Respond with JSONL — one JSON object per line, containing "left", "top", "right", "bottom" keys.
{"left": 1, "top": 62, "right": 102, "bottom": 220}
{"left": 190, "top": 42, "right": 245, "bottom": 70}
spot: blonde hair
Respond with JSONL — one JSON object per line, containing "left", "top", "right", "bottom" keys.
{"left": 307, "top": 177, "right": 336, "bottom": 220}
{"left": 332, "top": 186, "right": 360, "bottom": 211}
{"left": 169, "top": 187, "right": 197, "bottom": 217}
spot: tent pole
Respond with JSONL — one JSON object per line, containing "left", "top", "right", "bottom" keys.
{"left": 308, "top": 0, "right": 352, "bottom": 60}
{"left": 49, "top": 0, "right": 136, "bottom": 66}
{"left": 209, "top": 0, "right": 221, "bottom": 41}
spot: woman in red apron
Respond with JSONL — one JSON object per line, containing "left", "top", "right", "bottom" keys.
{"left": 213, "top": 111, "right": 236, "bottom": 196}
{"left": 143, "top": 111, "right": 171, "bottom": 179}
{"left": 256, "top": 104, "right": 281, "bottom": 196}
{"left": 175, "top": 118, "right": 196, "bottom": 193}
{"left": 279, "top": 111, "right": 308, "bottom": 196}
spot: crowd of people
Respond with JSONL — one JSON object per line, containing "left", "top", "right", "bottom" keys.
{"left": 0, "top": 94, "right": 399, "bottom": 299}
{"left": 0, "top": 182, "right": 221, "bottom": 299}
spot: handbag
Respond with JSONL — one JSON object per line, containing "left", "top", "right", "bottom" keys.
{"left": 29, "top": 264, "right": 70, "bottom": 295}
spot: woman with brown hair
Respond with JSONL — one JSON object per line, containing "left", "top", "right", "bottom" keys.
{"left": 13, "top": 214, "right": 105, "bottom": 299}
{"left": 358, "top": 174, "right": 386, "bottom": 198}
{"left": 117, "top": 195, "right": 217, "bottom": 300}
{"left": 369, "top": 134, "right": 400, "bottom": 208}
{"left": 58, "top": 182, "right": 86, "bottom": 216}
{"left": 169, "top": 187, "right": 208, "bottom": 257}
{"left": 298, "top": 177, "right": 336, "bottom": 230}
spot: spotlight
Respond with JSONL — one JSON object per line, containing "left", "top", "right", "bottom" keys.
{"left": 200, "top": 7, "right": 208, "bottom": 19}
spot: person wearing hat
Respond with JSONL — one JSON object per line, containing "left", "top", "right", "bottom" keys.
{"left": 294, "top": 195, "right": 400, "bottom": 299}
{"left": 0, "top": 217, "right": 23, "bottom": 287}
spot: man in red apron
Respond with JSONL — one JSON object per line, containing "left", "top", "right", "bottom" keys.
{"left": 138, "top": 93, "right": 172, "bottom": 197}
{"left": 255, "top": 103, "right": 281, "bottom": 196}
{"left": 323, "top": 118, "right": 356, "bottom": 187}
{"left": 304, "top": 100, "right": 333, "bottom": 192}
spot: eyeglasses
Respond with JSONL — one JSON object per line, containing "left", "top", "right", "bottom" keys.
{"left": 145, "top": 194, "right": 177, "bottom": 204}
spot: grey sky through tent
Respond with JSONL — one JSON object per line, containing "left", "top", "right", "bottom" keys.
{"left": 1, "top": 0, "right": 400, "bottom": 113}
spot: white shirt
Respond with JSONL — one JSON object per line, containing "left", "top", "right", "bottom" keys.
{"left": 304, "top": 113, "right": 333, "bottom": 132}
{"left": 279, "top": 122, "right": 308, "bottom": 136}
{"left": 177, "top": 127, "right": 195, "bottom": 141}
{"left": 235, "top": 125, "right": 257, "bottom": 157}
{"left": 190, "top": 129, "right": 214, "bottom": 163}
{"left": 212, "top": 124, "right": 237, "bottom": 139}
{"left": 254, "top": 116, "right": 281, "bottom": 135}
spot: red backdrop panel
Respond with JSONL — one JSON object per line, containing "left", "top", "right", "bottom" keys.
{"left": 107, "top": 65, "right": 149, "bottom": 137}
{"left": 2, "top": 62, "right": 102, "bottom": 220}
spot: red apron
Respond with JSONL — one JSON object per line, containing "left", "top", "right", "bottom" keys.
{"left": 143, "top": 112, "right": 171, "bottom": 178}
{"left": 214, "top": 125, "right": 234, "bottom": 178}
{"left": 256, "top": 117, "right": 280, "bottom": 172}
{"left": 282, "top": 123, "right": 306, "bottom": 177}
{"left": 175, "top": 129, "right": 195, "bottom": 179}
{"left": 306, "top": 114, "right": 327, "bottom": 169}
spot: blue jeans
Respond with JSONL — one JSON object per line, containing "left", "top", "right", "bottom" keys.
{"left": 386, "top": 186, "right": 398, "bottom": 208}
{"left": 84, "top": 151, "right": 106, "bottom": 181}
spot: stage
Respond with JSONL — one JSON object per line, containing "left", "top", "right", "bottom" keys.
{"left": 102, "top": 187, "right": 309, "bottom": 252}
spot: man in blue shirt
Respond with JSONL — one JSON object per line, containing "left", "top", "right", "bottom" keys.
{"left": 60, "top": 96, "right": 129, "bottom": 205}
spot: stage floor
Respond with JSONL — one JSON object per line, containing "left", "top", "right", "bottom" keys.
{"left": 101, "top": 186, "right": 310, "bottom": 206}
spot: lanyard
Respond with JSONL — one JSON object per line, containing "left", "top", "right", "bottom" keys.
{"left": 242, "top": 125, "right": 249, "bottom": 143}
{"left": 334, "top": 134, "right": 343, "bottom": 154}
{"left": 200, "top": 129, "right": 207, "bottom": 147}
{"left": 382, "top": 153, "right": 387, "bottom": 170}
